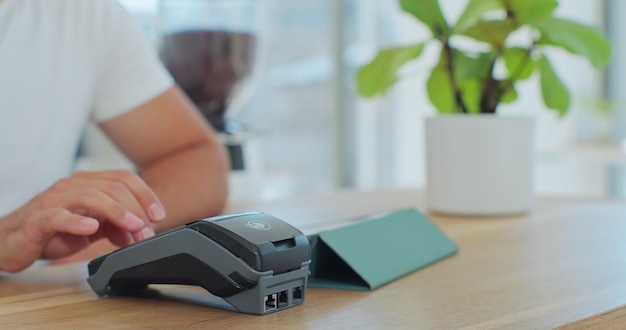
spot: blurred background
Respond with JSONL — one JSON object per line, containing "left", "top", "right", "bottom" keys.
{"left": 80, "top": 0, "right": 626, "bottom": 202}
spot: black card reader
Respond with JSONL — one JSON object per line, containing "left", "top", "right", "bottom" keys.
{"left": 87, "top": 212, "right": 311, "bottom": 315}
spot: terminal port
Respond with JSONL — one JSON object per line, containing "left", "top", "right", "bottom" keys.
{"left": 264, "top": 293, "right": 278, "bottom": 312}
{"left": 278, "top": 290, "right": 289, "bottom": 308}
{"left": 293, "top": 286, "right": 303, "bottom": 303}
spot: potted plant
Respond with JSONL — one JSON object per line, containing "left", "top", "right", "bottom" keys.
{"left": 356, "top": 0, "right": 611, "bottom": 216}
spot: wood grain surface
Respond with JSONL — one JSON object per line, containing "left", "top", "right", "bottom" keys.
{"left": 2, "top": 189, "right": 626, "bottom": 329}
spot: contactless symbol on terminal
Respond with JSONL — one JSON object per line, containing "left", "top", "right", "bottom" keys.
{"left": 246, "top": 220, "right": 271, "bottom": 231}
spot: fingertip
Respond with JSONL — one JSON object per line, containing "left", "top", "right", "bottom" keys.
{"left": 124, "top": 212, "right": 145, "bottom": 230}
{"left": 148, "top": 203, "right": 166, "bottom": 222}
{"left": 141, "top": 226, "right": 155, "bottom": 240}
{"left": 131, "top": 226, "right": 155, "bottom": 242}
{"left": 78, "top": 217, "right": 100, "bottom": 233}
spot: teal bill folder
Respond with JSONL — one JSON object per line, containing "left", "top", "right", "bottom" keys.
{"left": 307, "top": 208, "right": 459, "bottom": 291}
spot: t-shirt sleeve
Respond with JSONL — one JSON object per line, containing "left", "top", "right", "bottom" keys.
{"left": 91, "top": 0, "right": 174, "bottom": 123}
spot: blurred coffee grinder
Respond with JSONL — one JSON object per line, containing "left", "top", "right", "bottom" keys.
{"left": 157, "top": 0, "right": 259, "bottom": 167}
{"left": 157, "top": 0, "right": 263, "bottom": 197}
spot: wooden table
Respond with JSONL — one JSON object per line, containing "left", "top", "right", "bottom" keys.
{"left": 2, "top": 189, "right": 626, "bottom": 329}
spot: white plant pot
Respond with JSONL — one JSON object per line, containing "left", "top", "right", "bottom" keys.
{"left": 425, "top": 115, "right": 535, "bottom": 216}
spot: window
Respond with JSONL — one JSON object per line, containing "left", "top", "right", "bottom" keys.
{"left": 110, "top": 0, "right": 616, "bottom": 200}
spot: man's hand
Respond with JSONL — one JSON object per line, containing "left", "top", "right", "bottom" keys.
{"left": 0, "top": 169, "right": 166, "bottom": 273}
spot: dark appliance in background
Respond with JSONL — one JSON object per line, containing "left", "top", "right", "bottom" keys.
{"left": 157, "top": 0, "right": 261, "bottom": 171}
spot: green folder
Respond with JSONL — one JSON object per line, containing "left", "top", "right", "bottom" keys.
{"left": 307, "top": 208, "right": 459, "bottom": 291}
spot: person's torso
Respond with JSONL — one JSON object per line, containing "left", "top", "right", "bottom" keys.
{"left": 0, "top": 0, "right": 102, "bottom": 213}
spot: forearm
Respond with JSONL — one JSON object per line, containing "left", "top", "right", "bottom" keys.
{"left": 139, "top": 140, "right": 230, "bottom": 233}
{"left": 97, "top": 87, "right": 230, "bottom": 232}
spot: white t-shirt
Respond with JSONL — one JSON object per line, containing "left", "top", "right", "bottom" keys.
{"left": 0, "top": 0, "right": 174, "bottom": 215}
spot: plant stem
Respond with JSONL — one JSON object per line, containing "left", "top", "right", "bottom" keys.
{"left": 442, "top": 39, "right": 469, "bottom": 114}
{"left": 480, "top": 59, "right": 499, "bottom": 114}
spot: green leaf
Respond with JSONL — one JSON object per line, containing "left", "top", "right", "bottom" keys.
{"left": 427, "top": 59, "right": 456, "bottom": 113}
{"left": 503, "top": 47, "right": 534, "bottom": 80}
{"left": 530, "top": 17, "right": 612, "bottom": 69}
{"left": 453, "top": 51, "right": 494, "bottom": 81}
{"left": 452, "top": 50, "right": 495, "bottom": 113}
{"left": 459, "top": 79, "right": 483, "bottom": 113}
{"left": 459, "top": 20, "right": 516, "bottom": 49}
{"left": 538, "top": 56, "right": 570, "bottom": 116}
{"left": 400, "top": 0, "right": 450, "bottom": 38}
{"left": 356, "top": 44, "right": 425, "bottom": 97}
{"left": 454, "top": 0, "right": 504, "bottom": 33}
{"left": 499, "top": 81, "right": 518, "bottom": 104}
{"left": 507, "top": 0, "right": 557, "bottom": 23}
{"left": 426, "top": 49, "right": 493, "bottom": 113}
